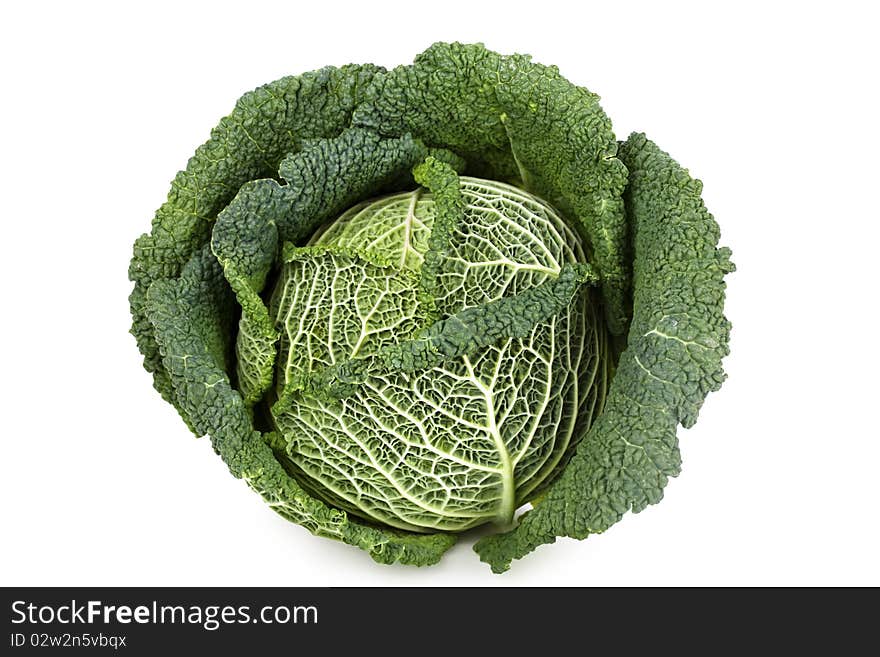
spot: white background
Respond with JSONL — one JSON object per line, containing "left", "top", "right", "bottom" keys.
{"left": 1, "top": 1, "right": 878, "bottom": 586}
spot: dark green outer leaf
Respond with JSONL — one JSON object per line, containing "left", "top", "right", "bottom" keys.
{"left": 129, "top": 64, "right": 384, "bottom": 423}
{"left": 146, "top": 245, "right": 456, "bottom": 566}
{"left": 474, "top": 134, "right": 734, "bottom": 573}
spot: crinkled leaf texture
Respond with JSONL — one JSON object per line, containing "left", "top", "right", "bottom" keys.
{"left": 473, "top": 134, "right": 734, "bottom": 571}
{"left": 130, "top": 42, "right": 732, "bottom": 571}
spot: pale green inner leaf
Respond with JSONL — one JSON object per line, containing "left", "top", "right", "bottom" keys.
{"left": 270, "top": 178, "right": 604, "bottom": 532}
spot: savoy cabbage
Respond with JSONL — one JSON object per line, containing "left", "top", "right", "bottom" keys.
{"left": 130, "top": 42, "right": 733, "bottom": 572}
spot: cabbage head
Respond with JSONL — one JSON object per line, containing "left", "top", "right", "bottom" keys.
{"left": 129, "top": 42, "right": 733, "bottom": 572}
